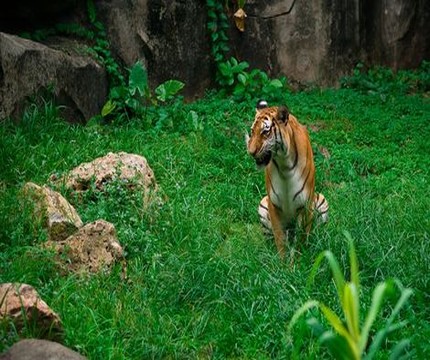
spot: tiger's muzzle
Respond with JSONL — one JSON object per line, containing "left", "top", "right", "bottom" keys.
{"left": 254, "top": 151, "right": 272, "bottom": 169}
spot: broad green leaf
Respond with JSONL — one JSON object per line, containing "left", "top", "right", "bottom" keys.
{"left": 101, "top": 100, "right": 116, "bottom": 117}
{"left": 125, "top": 97, "right": 141, "bottom": 111}
{"left": 109, "top": 86, "right": 128, "bottom": 100}
{"left": 238, "top": 73, "right": 247, "bottom": 85}
{"left": 129, "top": 61, "right": 148, "bottom": 97}
{"left": 230, "top": 57, "right": 238, "bottom": 66}
{"left": 237, "top": 61, "right": 250, "bottom": 72}
{"left": 269, "top": 79, "right": 283, "bottom": 88}
{"left": 155, "top": 80, "right": 185, "bottom": 102}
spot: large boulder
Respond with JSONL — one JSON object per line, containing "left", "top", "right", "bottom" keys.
{"left": 229, "top": 0, "right": 430, "bottom": 85}
{"left": 95, "top": 0, "right": 213, "bottom": 98}
{"left": 44, "top": 220, "right": 124, "bottom": 274}
{"left": 0, "top": 283, "right": 63, "bottom": 341}
{"left": 0, "top": 32, "right": 108, "bottom": 123}
{"left": 51, "top": 151, "right": 160, "bottom": 205}
{"left": 362, "top": 0, "right": 430, "bottom": 69}
{"left": 0, "top": 339, "right": 86, "bottom": 360}
{"left": 229, "top": 0, "right": 360, "bottom": 86}
{"left": 0, "top": 1, "right": 87, "bottom": 33}
{"left": 21, "top": 182, "right": 83, "bottom": 242}
{"left": 0, "top": 0, "right": 429, "bottom": 109}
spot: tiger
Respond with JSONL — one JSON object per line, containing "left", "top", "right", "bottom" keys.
{"left": 246, "top": 99, "right": 329, "bottom": 260}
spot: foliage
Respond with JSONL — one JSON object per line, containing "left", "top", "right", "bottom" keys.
{"left": 101, "top": 61, "right": 185, "bottom": 124}
{"left": 21, "top": 0, "right": 125, "bottom": 89}
{"left": 340, "top": 61, "right": 430, "bottom": 95}
{"left": 84, "top": 1, "right": 124, "bottom": 88}
{"left": 207, "top": 0, "right": 230, "bottom": 67}
{"left": 289, "top": 232, "right": 413, "bottom": 360}
{"left": 1, "top": 75, "right": 429, "bottom": 357}
{"left": 206, "top": 1, "right": 289, "bottom": 102}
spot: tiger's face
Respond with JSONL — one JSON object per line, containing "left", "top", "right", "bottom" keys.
{"left": 246, "top": 100, "right": 289, "bottom": 169}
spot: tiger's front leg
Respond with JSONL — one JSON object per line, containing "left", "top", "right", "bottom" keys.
{"left": 267, "top": 200, "right": 287, "bottom": 260}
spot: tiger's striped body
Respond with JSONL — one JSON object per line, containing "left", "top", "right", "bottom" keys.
{"left": 246, "top": 100, "right": 328, "bottom": 259}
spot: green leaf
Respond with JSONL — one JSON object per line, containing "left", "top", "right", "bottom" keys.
{"left": 308, "top": 250, "right": 346, "bottom": 305}
{"left": 319, "top": 304, "right": 352, "bottom": 344}
{"left": 101, "top": 100, "right": 116, "bottom": 117}
{"left": 125, "top": 97, "right": 141, "bottom": 111}
{"left": 129, "top": 61, "right": 148, "bottom": 97}
{"left": 288, "top": 300, "right": 319, "bottom": 332}
{"left": 365, "top": 283, "right": 413, "bottom": 359}
{"left": 359, "top": 282, "right": 388, "bottom": 353}
{"left": 237, "top": 73, "right": 247, "bottom": 85}
{"left": 343, "top": 283, "right": 360, "bottom": 341}
{"left": 319, "top": 331, "right": 358, "bottom": 360}
{"left": 269, "top": 79, "right": 283, "bottom": 88}
{"left": 155, "top": 80, "right": 185, "bottom": 102}
{"left": 389, "top": 339, "right": 411, "bottom": 360}
{"left": 345, "top": 231, "right": 360, "bottom": 291}
{"left": 109, "top": 86, "right": 128, "bottom": 100}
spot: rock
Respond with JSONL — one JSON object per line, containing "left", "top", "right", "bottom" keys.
{"left": 230, "top": 0, "right": 429, "bottom": 86}
{"left": 0, "top": 0, "right": 87, "bottom": 33}
{"left": 1, "top": 0, "right": 428, "bottom": 107}
{"left": 0, "top": 284, "right": 63, "bottom": 341}
{"left": 21, "top": 182, "right": 83, "bottom": 242}
{"left": 96, "top": 0, "right": 212, "bottom": 98}
{"left": 52, "top": 151, "right": 159, "bottom": 205}
{"left": 0, "top": 339, "right": 86, "bottom": 360}
{"left": 44, "top": 220, "right": 124, "bottom": 274}
{"left": 0, "top": 32, "right": 108, "bottom": 123}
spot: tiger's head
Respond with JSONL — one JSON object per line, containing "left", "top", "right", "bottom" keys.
{"left": 246, "top": 100, "right": 289, "bottom": 169}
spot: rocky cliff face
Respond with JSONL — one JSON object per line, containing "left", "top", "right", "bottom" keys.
{"left": 0, "top": 0, "right": 428, "bottom": 122}
{"left": 230, "top": 0, "right": 429, "bottom": 86}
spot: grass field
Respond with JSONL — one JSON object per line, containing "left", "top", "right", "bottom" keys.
{"left": 1, "top": 76, "right": 429, "bottom": 358}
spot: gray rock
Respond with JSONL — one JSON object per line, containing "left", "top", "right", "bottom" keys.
{"left": 0, "top": 339, "right": 86, "bottom": 360}
{"left": 0, "top": 32, "right": 108, "bottom": 123}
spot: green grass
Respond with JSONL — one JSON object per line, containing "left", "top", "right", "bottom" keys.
{"left": 0, "top": 83, "right": 429, "bottom": 359}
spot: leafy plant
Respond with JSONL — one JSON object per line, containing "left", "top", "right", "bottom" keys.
{"left": 21, "top": 0, "right": 125, "bottom": 90}
{"left": 206, "top": 1, "right": 289, "bottom": 101}
{"left": 289, "top": 231, "right": 413, "bottom": 360}
{"left": 340, "top": 61, "right": 430, "bottom": 95}
{"left": 207, "top": 0, "right": 230, "bottom": 68}
{"left": 86, "top": 0, "right": 125, "bottom": 88}
{"left": 101, "top": 61, "right": 184, "bottom": 122}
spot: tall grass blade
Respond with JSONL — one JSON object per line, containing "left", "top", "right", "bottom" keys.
{"left": 308, "top": 250, "right": 346, "bottom": 304}
{"left": 288, "top": 300, "right": 319, "bottom": 332}
{"left": 359, "top": 282, "right": 388, "bottom": 353}
{"left": 365, "top": 286, "right": 413, "bottom": 359}
{"left": 343, "top": 283, "right": 360, "bottom": 341}
{"left": 319, "top": 303, "right": 355, "bottom": 350}
{"left": 388, "top": 339, "right": 411, "bottom": 360}
{"left": 319, "top": 331, "right": 358, "bottom": 360}
{"left": 344, "top": 231, "right": 359, "bottom": 291}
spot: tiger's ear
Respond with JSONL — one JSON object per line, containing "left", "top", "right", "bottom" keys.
{"left": 256, "top": 99, "right": 268, "bottom": 111}
{"left": 277, "top": 106, "right": 289, "bottom": 123}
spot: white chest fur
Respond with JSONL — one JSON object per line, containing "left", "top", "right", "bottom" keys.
{"left": 267, "top": 157, "right": 308, "bottom": 224}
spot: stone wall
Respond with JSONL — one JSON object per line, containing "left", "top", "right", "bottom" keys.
{"left": 0, "top": 0, "right": 428, "bottom": 122}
